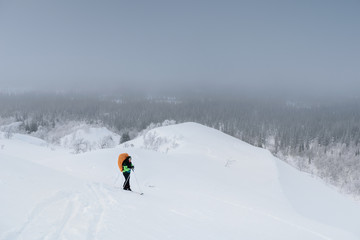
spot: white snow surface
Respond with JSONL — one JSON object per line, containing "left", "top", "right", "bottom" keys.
{"left": 1, "top": 122, "right": 359, "bottom": 240}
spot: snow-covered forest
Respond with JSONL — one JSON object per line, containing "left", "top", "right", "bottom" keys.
{"left": 1, "top": 92, "right": 359, "bottom": 197}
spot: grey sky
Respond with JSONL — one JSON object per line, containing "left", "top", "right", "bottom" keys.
{"left": 0, "top": 0, "right": 359, "bottom": 97}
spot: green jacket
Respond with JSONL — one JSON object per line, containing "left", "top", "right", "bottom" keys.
{"left": 122, "top": 158, "right": 134, "bottom": 173}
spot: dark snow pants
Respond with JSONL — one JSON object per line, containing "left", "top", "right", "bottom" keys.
{"left": 123, "top": 172, "right": 131, "bottom": 190}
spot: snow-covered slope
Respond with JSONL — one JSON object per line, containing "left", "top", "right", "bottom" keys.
{"left": 59, "top": 126, "right": 120, "bottom": 152}
{"left": 1, "top": 122, "right": 359, "bottom": 240}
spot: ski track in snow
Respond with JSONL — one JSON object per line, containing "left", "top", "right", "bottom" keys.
{"left": 1, "top": 190, "right": 76, "bottom": 240}
{"left": 1, "top": 183, "right": 120, "bottom": 240}
{"left": 49, "top": 197, "right": 74, "bottom": 240}
{"left": 87, "top": 183, "right": 109, "bottom": 240}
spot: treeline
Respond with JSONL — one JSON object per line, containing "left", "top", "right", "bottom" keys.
{"left": 1, "top": 92, "right": 359, "bottom": 196}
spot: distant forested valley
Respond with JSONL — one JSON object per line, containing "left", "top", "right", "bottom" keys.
{"left": 1, "top": 92, "right": 360, "bottom": 197}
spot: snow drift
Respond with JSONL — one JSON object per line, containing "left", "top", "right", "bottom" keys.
{"left": 0, "top": 122, "right": 359, "bottom": 240}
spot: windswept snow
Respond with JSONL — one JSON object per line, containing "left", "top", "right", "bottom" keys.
{"left": 1, "top": 122, "right": 360, "bottom": 240}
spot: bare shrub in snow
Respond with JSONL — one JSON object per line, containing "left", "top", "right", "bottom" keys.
{"left": 162, "top": 119, "right": 176, "bottom": 127}
{"left": 143, "top": 131, "right": 162, "bottom": 151}
{"left": 225, "top": 158, "right": 236, "bottom": 167}
{"left": 143, "top": 131, "right": 180, "bottom": 153}
{"left": 99, "top": 135, "right": 115, "bottom": 149}
{"left": 4, "top": 129, "right": 13, "bottom": 139}
{"left": 123, "top": 143, "right": 134, "bottom": 148}
{"left": 140, "top": 120, "right": 176, "bottom": 136}
{"left": 72, "top": 138, "right": 90, "bottom": 154}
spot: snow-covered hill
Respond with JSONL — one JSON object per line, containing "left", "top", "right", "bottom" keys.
{"left": 1, "top": 122, "right": 359, "bottom": 240}
{"left": 59, "top": 126, "right": 120, "bottom": 153}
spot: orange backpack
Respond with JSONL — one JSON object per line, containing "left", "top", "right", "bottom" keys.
{"left": 118, "top": 153, "right": 129, "bottom": 172}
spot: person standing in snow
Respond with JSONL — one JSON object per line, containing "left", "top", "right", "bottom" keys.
{"left": 118, "top": 153, "right": 134, "bottom": 191}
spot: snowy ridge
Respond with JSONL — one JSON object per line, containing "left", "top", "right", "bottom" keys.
{"left": 1, "top": 122, "right": 360, "bottom": 240}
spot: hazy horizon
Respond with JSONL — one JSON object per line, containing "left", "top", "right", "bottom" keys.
{"left": 1, "top": 1, "right": 359, "bottom": 99}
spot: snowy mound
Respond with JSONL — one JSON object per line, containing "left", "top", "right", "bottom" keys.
{"left": 0, "top": 121, "right": 23, "bottom": 133}
{"left": 130, "top": 122, "right": 252, "bottom": 154}
{"left": 1, "top": 122, "right": 360, "bottom": 240}
{"left": 12, "top": 134, "right": 48, "bottom": 146}
{"left": 0, "top": 131, "right": 47, "bottom": 148}
{"left": 60, "top": 126, "right": 120, "bottom": 153}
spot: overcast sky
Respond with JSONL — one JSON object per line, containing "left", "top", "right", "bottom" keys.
{"left": 0, "top": 0, "right": 359, "bottom": 98}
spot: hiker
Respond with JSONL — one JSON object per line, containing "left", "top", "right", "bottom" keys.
{"left": 118, "top": 153, "right": 134, "bottom": 191}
